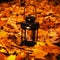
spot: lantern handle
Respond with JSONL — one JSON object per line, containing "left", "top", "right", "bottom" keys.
{"left": 24, "top": 0, "right": 37, "bottom": 19}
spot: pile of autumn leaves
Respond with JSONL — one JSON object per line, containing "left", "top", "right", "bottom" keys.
{"left": 0, "top": 0, "right": 60, "bottom": 60}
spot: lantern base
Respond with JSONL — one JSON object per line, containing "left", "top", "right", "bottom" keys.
{"left": 20, "top": 40, "right": 36, "bottom": 47}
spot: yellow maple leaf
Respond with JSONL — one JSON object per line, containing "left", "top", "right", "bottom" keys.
{"left": 0, "top": 30, "right": 8, "bottom": 38}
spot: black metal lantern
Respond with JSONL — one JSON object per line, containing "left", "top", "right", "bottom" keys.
{"left": 20, "top": 15, "right": 39, "bottom": 47}
{"left": 19, "top": 0, "right": 39, "bottom": 47}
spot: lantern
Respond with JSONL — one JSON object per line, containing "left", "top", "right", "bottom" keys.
{"left": 20, "top": 0, "right": 39, "bottom": 47}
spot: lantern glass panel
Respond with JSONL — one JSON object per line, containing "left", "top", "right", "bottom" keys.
{"left": 21, "top": 29, "right": 38, "bottom": 42}
{"left": 26, "top": 30, "right": 33, "bottom": 41}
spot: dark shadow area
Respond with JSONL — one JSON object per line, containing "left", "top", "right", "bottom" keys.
{"left": 48, "top": 0, "right": 60, "bottom": 6}
{"left": 0, "top": 0, "right": 13, "bottom": 3}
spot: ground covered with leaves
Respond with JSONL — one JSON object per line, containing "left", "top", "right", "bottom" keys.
{"left": 0, "top": 0, "right": 60, "bottom": 60}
